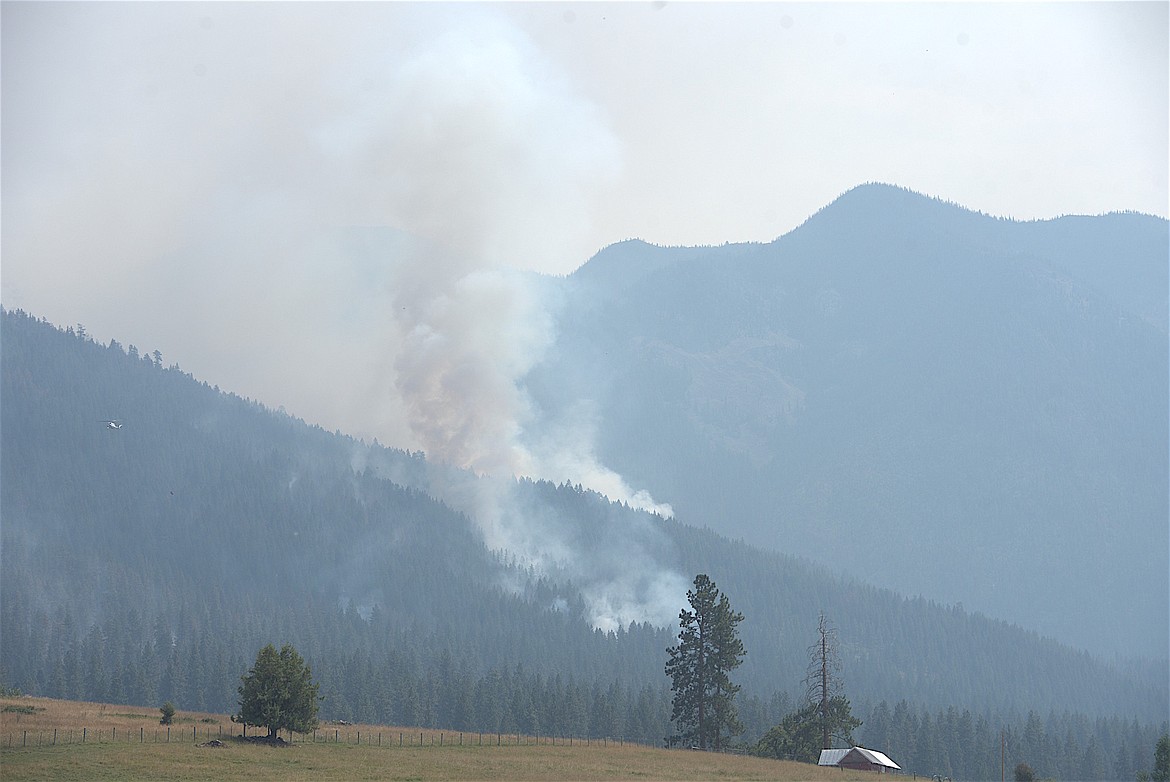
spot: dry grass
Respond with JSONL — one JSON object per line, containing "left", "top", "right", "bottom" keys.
{"left": 1, "top": 694, "right": 227, "bottom": 741}
{"left": 0, "top": 696, "right": 874, "bottom": 781}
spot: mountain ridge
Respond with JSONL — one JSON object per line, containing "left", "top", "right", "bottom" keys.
{"left": 535, "top": 184, "right": 1168, "bottom": 658}
{"left": 1, "top": 306, "right": 1165, "bottom": 731}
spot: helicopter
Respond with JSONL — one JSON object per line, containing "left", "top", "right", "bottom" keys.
{"left": 100, "top": 419, "right": 123, "bottom": 430}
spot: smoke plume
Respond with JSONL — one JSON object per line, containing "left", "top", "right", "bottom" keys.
{"left": 1, "top": 4, "right": 684, "bottom": 627}
{"left": 366, "top": 20, "right": 683, "bottom": 626}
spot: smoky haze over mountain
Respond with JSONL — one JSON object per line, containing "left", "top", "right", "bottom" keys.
{"left": 343, "top": 27, "right": 684, "bottom": 627}
{"left": 4, "top": 7, "right": 685, "bottom": 629}
{"left": 4, "top": 1, "right": 1166, "bottom": 653}
{"left": 3, "top": 306, "right": 1167, "bottom": 737}
{"left": 7, "top": 180, "right": 1164, "bottom": 659}
{"left": 4, "top": 9, "right": 1168, "bottom": 772}
{"left": 531, "top": 183, "right": 1168, "bottom": 658}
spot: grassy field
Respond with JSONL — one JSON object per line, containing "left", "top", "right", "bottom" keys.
{"left": 0, "top": 695, "right": 874, "bottom": 781}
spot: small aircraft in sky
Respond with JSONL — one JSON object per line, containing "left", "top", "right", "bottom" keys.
{"left": 101, "top": 419, "right": 123, "bottom": 430}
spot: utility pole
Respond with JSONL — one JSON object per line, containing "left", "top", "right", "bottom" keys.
{"left": 820, "top": 622, "right": 830, "bottom": 749}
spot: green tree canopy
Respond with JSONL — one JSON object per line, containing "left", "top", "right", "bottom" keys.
{"left": 1014, "top": 762, "right": 1035, "bottom": 782}
{"left": 754, "top": 695, "right": 861, "bottom": 763}
{"left": 232, "top": 643, "right": 320, "bottom": 739}
{"left": 1152, "top": 733, "right": 1170, "bottom": 782}
{"left": 665, "top": 574, "right": 746, "bottom": 750}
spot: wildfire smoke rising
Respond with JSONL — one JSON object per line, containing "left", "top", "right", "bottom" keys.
{"left": 372, "top": 18, "right": 685, "bottom": 628}
{"left": 2, "top": 4, "right": 685, "bottom": 628}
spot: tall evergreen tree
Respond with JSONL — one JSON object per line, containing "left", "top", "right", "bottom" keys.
{"left": 710, "top": 592, "right": 746, "bottom": 749}
{"left": 1152, "top": 733, "right": 1170, "bottom": 782}
{"left": 665, "top": 574, "right": 746, "bottom": 749}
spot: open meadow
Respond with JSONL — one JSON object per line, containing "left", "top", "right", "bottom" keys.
{"left": 0, "top": 695, "right": 877, "bottom": 781}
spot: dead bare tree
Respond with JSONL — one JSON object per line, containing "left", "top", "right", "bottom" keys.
{"left": 803, "top": 611, "right": 842, "bottom": 750}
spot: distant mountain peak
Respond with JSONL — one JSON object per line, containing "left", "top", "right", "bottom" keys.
{"left": 823, "top": 181, "right": 983, "bottom": 221}
{"left": 777, "top": 182, "right": 1009, "bottom": 249}
{"left": 569, "top": 238, "right": 690, "bottom": 293}
{"left": 838, "top": 181, "right": 975, "bottom": 209}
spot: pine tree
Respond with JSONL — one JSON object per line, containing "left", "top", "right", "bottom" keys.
{"left": 710, "top": 592, "right": 745, "bottom": 749}
{"left": 665, "top": 574, "right": 746, "bottom": 749}
{"left": 1152, "top": 733, "right": 1170, "bottom": 782}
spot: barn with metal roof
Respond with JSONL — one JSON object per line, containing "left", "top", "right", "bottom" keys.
{"left": 818, "top": 746, "right": 902, "bottom": 773}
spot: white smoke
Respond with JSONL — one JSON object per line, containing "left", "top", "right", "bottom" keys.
{"left": 2, "top": 3, "right": 684, "bottom": 627}
{"left": 351, "top": 17, "right": 683, "bottom": 625}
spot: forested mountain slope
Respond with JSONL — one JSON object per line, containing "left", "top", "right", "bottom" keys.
{"left": 2, "top": 307, "right": 1165, "bottom": 738}
{"left": 536, "top": 183, "right": 1168, "bottom": 658}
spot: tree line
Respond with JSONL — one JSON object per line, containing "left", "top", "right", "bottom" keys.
{"left": 662, "top": 575, "right": 1169, "bottom": 782}
{"left": 2, "top": 307, "right": 1167, "bottom": 779}
{"left": 2, "top": 307, "right": 1164, "bottom": 722}
{"left": 3, "top": 572, "right": 1167, "bottom": 778}
{"left": 217, "top": 580, "right": 1170, "bottom": 782}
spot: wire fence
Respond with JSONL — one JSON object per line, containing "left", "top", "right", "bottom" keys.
{"left": 1, "top": 724, "right": 632, "bottom": 750}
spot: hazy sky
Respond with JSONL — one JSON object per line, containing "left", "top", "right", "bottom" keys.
{"left": 3, "top": 0, "right": 1168, "bottom": 447}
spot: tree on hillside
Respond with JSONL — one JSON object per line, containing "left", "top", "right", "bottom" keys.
{"left": 1151, "top": 733, "right": 1170, "bottom": 782}
{"left": 805, "top": 612, "right": 843, "bottom": 751}
{"left": 754, "top": 696, "right": 861, "bottom": 762}
{"left": 754, "top": 612, "right": 860, "bottom": 763}
{"left": 805, "top": 614, "right": 860, "bottom": 753}
{"left": 665, "top": 574, "right": 746, "bottom": 750}
{"left": 232, "top": 643, "right": 320, "bottom": 739}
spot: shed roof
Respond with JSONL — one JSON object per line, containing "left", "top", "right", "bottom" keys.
{"left": 819, "top": 746, "right": 901, "bottom": 770}
{"left": 818, "top": 749, "right": 850, "bottom": 766}
{"left": 849, "top": 747, "right": 902, "bottom": 770}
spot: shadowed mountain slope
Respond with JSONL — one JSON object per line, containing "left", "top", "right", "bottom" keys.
{"left": 533, "top": 183, "right": 1168, "bottom": 658}
{"left": 2, "top": 307, "right": 1166, "bottom": 729}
